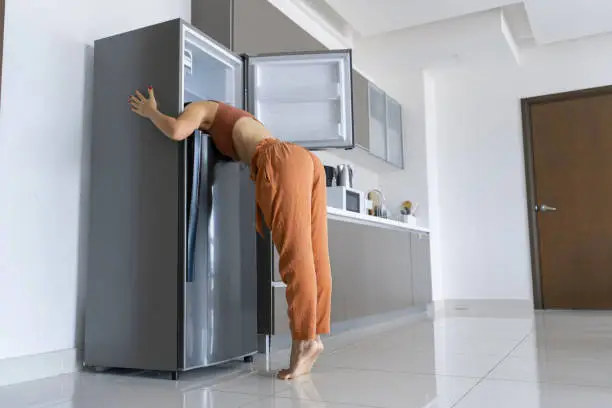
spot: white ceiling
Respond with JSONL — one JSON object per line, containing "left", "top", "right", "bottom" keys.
{"left": 324, "top": 0, "right": 520, "bottom": 37}
{"left": 280, "top": 0, "right": 612, "bottom": 82}
{"left": 524, "top": 0, "right": 612, "bottom": 44}
{"left": 321, "top": 0, "right": 612, "bottom": 46}
{"left": 352, "top": 9, "right": 520, "bottom": 80}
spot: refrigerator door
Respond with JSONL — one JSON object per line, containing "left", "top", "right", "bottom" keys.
{"left": 182, "top": 25, "right": 243, "bottom": 103}
{"left": 246, "top": 50, "right": 354, "bottom": 150}
{"left": 181, "top": 23, "right": 257, "bottom": 370}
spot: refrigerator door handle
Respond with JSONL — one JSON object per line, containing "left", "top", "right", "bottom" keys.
{"left": 186, "top": 131, "right": 203, "bottom": 283}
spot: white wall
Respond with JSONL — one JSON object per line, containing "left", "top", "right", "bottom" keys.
{"left": 0, "top": 0, "right": 189, "bottom": 361}
{"left": 429, "top": 32, "right": 612, "bottom": 301}
{"left": 423, "top": 71, "right": 443, "bottom": 301}
{"left": 314, "top": 151, "right": 380, "bottom": 193}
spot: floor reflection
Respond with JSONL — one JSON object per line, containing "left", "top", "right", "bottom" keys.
{"left": 4, "top": 311, "right": 612, "bottom": 407}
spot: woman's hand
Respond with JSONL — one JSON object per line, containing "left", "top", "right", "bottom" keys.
{"left": 129, "top": 86, "right": 158, "bottom": 118}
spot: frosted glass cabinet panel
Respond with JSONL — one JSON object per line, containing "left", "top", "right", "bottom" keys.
{"left": 368, "top": 83, "right": 387, "bottom": 159}
{"left": 386, "top": 96, "right": 404, "bottom": 168}
{"left": 247, "top": 51, "right": 354, "bottom": 149}
{"left": 182, "top": 25, "right": 243, "bottom": 107}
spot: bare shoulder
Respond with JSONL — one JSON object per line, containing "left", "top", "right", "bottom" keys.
{"left": 186, "top": 100, "right": 218, "bottom": 114}
{"left": 185, "top": 101, "right": 219, "bottom": 130}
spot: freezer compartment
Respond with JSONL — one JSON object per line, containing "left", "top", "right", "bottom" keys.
{"left": 182, "top": 25, "right": 243, "bottom": 105}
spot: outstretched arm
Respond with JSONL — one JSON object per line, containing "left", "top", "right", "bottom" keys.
{"left": 129, "top": 87, "right": 217, "bottom": 141}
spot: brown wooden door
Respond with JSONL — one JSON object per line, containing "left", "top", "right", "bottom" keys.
{"left": 529, "top": 90, "right": 612, "bottom": 309}
{"left": 0, "top": 0, "right": 5, "bottom": 103}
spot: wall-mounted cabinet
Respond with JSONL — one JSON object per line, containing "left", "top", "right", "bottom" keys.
{"left": 368, "top": 82, "right": 388, "bottom": 160}
{"left": 368, "top": 83, "right": 405, "bottom": 169}
{"left": 192, "top": 0, "right": 327, "bottom": 54}
{"left": 351, "top": 70, "right": 405, "bottom": 170}
{"left": 386, "top": 96, "right": 404, "bottom": 168}
{"left": 233, "top": 0, "right": 327, "bottom": 54}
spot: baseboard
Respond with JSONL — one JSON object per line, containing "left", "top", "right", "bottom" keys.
{"left": 270, "top": 306, "right": 429, "bottom": 352}
{"left": 433, "top": 299, "right": 534, "bottom": 319}
{"left": 0, "top": 348, "right": 78, "bottom": 387}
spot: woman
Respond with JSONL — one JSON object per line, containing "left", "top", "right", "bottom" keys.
{"left": 129, "top": 87, "right": 331, "bottom": 380}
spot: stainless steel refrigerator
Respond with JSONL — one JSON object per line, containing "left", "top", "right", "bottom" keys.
{"left": 84, "top": 18, "right": 354, "bottom": 378}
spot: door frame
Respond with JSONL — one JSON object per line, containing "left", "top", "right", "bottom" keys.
{"left": 521, "top": 84, "right": 612, "bottom": 310}
{"left": 0, "top": 0, "right": 5, "bottom": 105}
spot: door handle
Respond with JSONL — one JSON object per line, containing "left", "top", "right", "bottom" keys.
{"left": 535, "top": 204, "right": 557, "bottom": 212}
{"left": 186, "top": 131, "right": 203, "bottom": 283}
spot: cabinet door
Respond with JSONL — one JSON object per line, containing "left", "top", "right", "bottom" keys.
{"left": 352, "top": 70, "right": 370, "bottom": 149}
{"left": 412, "top": 233, "right": 432, "bottom": 305}
{"left": 246, "top": 51, "right": 354, "bottom": 150}
{"left": 386, "top": 96, "right": 404, "bottom": 168}
{"left": 368, "top": 83, "right": 387, "bottom": 159}
{"left": 273, "top": 287, "right": 290, "bottom": 335}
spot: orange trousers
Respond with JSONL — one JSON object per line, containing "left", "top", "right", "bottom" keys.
{"left": 251, "top": 139, "right": 332, "bottom": 341}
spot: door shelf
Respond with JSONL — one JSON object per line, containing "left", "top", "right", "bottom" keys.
{"left": 253, "top": 94, "right": 341, "bottom": 103}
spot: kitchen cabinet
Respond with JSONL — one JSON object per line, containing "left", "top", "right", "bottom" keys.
{"left": 270, "top": 220, "right": 417, "bottom": 333}
{"left": 273, "top": 287, "right": 290, "bottom": 335}
{"left": 411, "top": 232, "right": 432, "bottom": 305}
{"left": 329, "top": 219, "right": 370, "bottom": 321}
{"left": 328, "top": 219, "right": 413, "bottom": 321}
{"left": 192, "top": 0, "right": 326, "bottom": 54}
{"left": 369, "top": 86, "right": 406, "bottom": 169}
{"left": 386, "top": 96, "right": 404, "bottom": 168}
{"left": 233, "top": 0, "right": 327, "bottom": 54}
{"left": 350, "top": 74, "right": 405, "bottom": 170}
{"left": 368, "top": 82, "right": 388, "bottom": 160}
{"left": 271, "top": 241, "right": 346, "bottom": 334}
{"left": 352, "top": 70, "right": 370, "bottom": 151}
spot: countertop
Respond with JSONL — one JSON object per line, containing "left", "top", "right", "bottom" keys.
{"left": 327, "top": 207, "right": 431, "bottom": 234}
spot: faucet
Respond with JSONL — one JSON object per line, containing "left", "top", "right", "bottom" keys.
{"left": 367, "top": 189, "right": 387, "bottom": 217}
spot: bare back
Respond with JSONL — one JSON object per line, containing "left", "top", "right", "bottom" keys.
{"left": 231, "top": 117, "right": 274, "bottom": 165}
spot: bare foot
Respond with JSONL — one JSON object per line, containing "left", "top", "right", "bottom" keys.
{"left": 277, "top": 339, "right": 324, "bottom": 380}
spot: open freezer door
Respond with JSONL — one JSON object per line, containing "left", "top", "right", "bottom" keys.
{"left": 246, "top": 50, "right": 354, "bottom": 150}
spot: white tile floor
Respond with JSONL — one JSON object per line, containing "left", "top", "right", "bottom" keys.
{"left": 3, "top": 311, "right": 612, "bottom": 407}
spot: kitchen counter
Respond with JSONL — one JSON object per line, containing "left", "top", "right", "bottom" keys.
{"left": 327, "top": 207, "right": 430, "bottom": 234}
{"left": 271, "top": 213, "right": 432, "bottom": 338}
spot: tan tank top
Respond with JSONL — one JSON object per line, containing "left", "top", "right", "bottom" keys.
{"left": 205, "top": 102, "right": 255, "bottom": 160}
